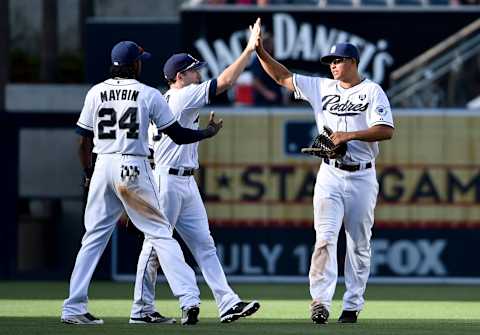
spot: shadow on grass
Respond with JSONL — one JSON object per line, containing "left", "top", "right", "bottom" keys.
{"left": 2, "top": 282, "right": 480, "bottom": 302}
{"left": 0, "top": 317, "right": 479, "bottom": 335}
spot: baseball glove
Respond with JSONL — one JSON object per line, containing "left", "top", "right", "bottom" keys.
{"left": 301, "top": 126, "right": 347, "bottom": 159}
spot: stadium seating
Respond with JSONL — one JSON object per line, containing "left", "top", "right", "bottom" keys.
{"left": 360, "top": 0, "right": 389, "bottom": 6}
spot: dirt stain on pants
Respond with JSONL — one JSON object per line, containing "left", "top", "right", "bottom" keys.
{"left": 309, "top": 239, "right": 329, "bottom": 283}
{"left": 117, "top": 184, "right": 168, "bottom": 225}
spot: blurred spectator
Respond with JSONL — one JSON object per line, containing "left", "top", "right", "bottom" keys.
{"left": 234, "top": 71, "right": 254, "bottom": 105}
{"left": 460, "top": 0, "right": 480, "bottom": 4}
{"left": 188, "top": 0, "right": 302, "bottom": 4}
{"left": 451, "top": 0, "right": 480, "bottom": 4}
{"left": 448, "top": 53, "right": 480, "bottom": 107}
{"left": 189, "top": 0, "right": 227, "bottom": 4}
{"left": 250, "top": 33, "right": 285, "bottom": 105}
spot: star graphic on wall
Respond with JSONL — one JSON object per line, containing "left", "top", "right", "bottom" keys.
{"left": 216, "top": 174, "right": 231, "bottom": 189}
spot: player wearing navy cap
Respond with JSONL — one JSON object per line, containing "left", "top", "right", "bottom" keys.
{"left": 254, "top": 21, "right": 394, "bottom": 324}
{"left": 129, "top": 20, "right": 262, "bottom": 325}
{"left": 319, "top": 42, "right": 360, "bottom": 65}
{"left": 61, "top": 40, "right": 223, "bottom": 325}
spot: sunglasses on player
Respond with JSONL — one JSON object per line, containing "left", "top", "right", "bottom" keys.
{"left": 330, "top": 58, "right": 354, "bottom": 65}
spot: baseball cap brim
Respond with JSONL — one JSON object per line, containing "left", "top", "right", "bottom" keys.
{"left": 320, "top": 54, "right": 350, "bottom": 65}
{"left": 184, "top": 61, "right": 207, "bottom": 72}
{"left": 138, "top": 51, "right": 152, "bottom": 61}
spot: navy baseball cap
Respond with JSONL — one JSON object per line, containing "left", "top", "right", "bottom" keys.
{"left": 163, "top": 53, "right": 206, "bottom": 81}
{"left": 320, "top": 43, "right": 360, "bottom": 64}
{"left": 111, "top": 41, "right": 151, "bottom": 66}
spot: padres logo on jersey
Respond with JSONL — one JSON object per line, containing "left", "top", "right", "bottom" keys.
{"left": 322, "top": 94, "right": 369, "bottom": 116}
{"left": 293, "top": 73, "right": 394, "bottom": 163}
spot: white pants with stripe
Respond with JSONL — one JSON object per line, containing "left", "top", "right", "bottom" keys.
{"left": 130, "top": 167, "right": 240, "bottom": 318}
{"left": 309, "top": 162, "right": 378, "bottom": 312}
{"left": 61, "top": 154, "right": 200, "bottom": 318}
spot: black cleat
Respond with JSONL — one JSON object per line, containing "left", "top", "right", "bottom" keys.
{"left": 338, "top": 310, "right": 358, "bottom": 323}
{"left": 310, "top": 302, "right": 329, "bottom": 324}
{"left": 181, "top": 306, "right": 200, "bottom": 325}
{"left": 129, "top": 311, "right": 176, "bottom": 324}
{"left": 220, "top": 300, "right": 260, "bottom": 323}
{"left": 61, "top": 312, "right": 104, "bottom": 325}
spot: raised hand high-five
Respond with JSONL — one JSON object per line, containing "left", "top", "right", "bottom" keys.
{"left": 246, "top": 18, "right": 261, "bottom": 52}
{"left": 214, "top": 17, "right": 262, "bottom": 95}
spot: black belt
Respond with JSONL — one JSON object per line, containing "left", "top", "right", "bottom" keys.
{"left": 323, "top": 158, "right": 372, "bottom": 172}
{"left": 168, "top": 168, "right": 195, "bottom": 176}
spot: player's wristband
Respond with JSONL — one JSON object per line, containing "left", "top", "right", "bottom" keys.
{"left": 202, "top": 125, "right": 218, "bottom": 138}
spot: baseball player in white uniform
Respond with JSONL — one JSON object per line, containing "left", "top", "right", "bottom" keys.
{"left": 129, "top": 20, "right": 262, "bottom": 325}
{"left": 61, "top": 41, "right": 222, "bottom": 325}
{"left": 255, "top": 25, "right": 394, "bottom": 324}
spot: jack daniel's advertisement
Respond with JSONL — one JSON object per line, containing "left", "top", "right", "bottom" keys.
{"left": 85, "top": 9, "right": 479, "bottom": 88}
{"left": 181, "top": 9, "right": 479, "bottom": 88}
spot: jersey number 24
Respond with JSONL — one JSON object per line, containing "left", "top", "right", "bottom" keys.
{"left": 98, "top": 107, "right": 139, "bottom": 139}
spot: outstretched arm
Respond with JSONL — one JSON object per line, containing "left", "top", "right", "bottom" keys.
{"left": 215, "top": 18, "right": 261, "bottom": 95}
{"left": 255, "top": 20, "right": 294, "bottom": 92}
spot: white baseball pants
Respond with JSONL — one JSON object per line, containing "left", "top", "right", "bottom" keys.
{"left": 309, "top": 162, "right": 378, "bottom": 312}
{"left": 62, "top": 154, "right": 200, "bottom": 318}
{"left": 131, "top": 167, "right": 240, "bottom": 318}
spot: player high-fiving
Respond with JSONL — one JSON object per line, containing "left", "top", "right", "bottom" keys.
{"left": 129, "top": 19, "right": 262, "bottom": 325}
{"left": 254, "top": 18, "right": 394, "bottom": 324}
{"left": 61, "top": 40, "right": 222, "bottom": 325}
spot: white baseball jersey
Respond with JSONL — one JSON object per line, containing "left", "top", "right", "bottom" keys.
{"left": 77, "top": 78, "right": 175, "bottom": 156}
{"left": 292, "top": 74, "right": 394, "bottom": 164}
{"left": 132, "top": 78, "right": 243, "bottom": 317}
{"left": 293, "top": 73, "right": 394, "bottom": 313}
{"left": 149, "top": 79, "right": 216, "bottom": 168}
{"left": 63, "top": 78, "right": 202, "bottom": 319}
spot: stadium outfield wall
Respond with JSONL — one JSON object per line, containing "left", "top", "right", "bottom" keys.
{"left": 4, "top": 83, "right": 480, "bottom": 282}
{"left": 0, "top": 98, "right": 480, "bottom": 283}
{"left": 4, "top": 86, "right": 480, "bottom": 283}
{"left": 110, "top": 107, "right": 480, "bottom": 285}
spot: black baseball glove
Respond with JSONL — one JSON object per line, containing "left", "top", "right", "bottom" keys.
{"left": 301, "top": 126, "right": 347, "bottom": 159}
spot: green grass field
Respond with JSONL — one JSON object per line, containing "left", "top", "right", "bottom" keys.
{"left": 1, "top": 281, "right": 480, "bottom": 334}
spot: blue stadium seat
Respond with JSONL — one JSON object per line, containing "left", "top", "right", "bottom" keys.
{"left": 428, "top": 0, "right": 450, "bottom": 5}
{"left": 361, "top": 0, "right": 388, "bottom": 5}
{"left": 326, "top": 0, "right": 354, "bottom": 5}
{"left": 395, "top": 0, "right": 423, "bottom": 5}
{"left": 288, "top": 0, "right": 320, "bottom": 4}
